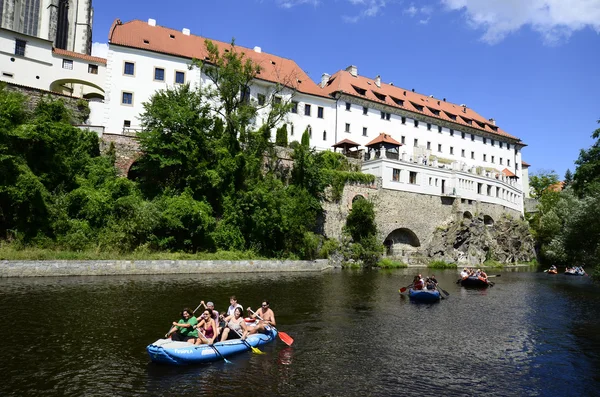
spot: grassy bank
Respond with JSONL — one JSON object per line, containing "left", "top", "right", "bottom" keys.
{"left": 0, "top": 244, "right": 266, "bottom": 261}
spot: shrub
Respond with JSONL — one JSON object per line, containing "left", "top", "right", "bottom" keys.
{"left": 378, "top": 258, "right": 408, "bottom": 268}
{"left": 428, "top": 260, "right": 457, "bottom": 269}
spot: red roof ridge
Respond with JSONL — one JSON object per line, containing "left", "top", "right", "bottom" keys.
{"left": 366, "top": 132, "right": 402, "bottom": 146}
{"left": 52, "top": 48, "right": 107, "bottom": 64}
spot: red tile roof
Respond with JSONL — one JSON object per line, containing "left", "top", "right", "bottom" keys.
{"left": 522, "top": 160, "right": 531, "bottom": 167}
{"left": 547, "top": 181, "right": 565, "bottom": 192}
{"left": 108, "top": 19, "right": 326, "bottom": 98}
{"left": 321, "top": 70, "right": 521, "bottom": 142}
{"left": 502, "top": 168, "right": 516, "bottom": 177}
{"left": 52, "top": 48, "right": 107, "bottom": 65}
{"left": 366, "top": 133, "right": 402, "bottom": 147}
{"left": 332, "top": 138, "right": 360, "bottom": 148}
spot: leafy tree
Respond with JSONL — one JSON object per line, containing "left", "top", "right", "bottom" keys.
{"left": 572, "top": 119, "right": 600, "bottom": 197}
{"left": 275, "top": 124, "right": 288, "bottom": 147}
{"left": 563, "top": 169, "right": 573, "bottom": 188}
{"left": 529, "top": 169, "right": 559, "bottom": 199}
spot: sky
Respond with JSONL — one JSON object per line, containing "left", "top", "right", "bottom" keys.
{"left": 90, "top": 0, "right": 600, "bottom": 179}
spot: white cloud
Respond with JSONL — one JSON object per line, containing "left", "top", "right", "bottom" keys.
{"left": 404, "top": 5, "right": 418, "bottom": 16}
{"left": 441, "top": 0, "right": 600, "bottom": 44}
{"left": 276, "top": 0, "right": 319, "bottom": 8}
{"left": 419, "top": 17, "right": 430, "bottom": 25}
{"left": 342, "top": 0, "right": 387, "bottom": 23}
{"left": 91, "top": 42, "right": 108, "bottom": 58}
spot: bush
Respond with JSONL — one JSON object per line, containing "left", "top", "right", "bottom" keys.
{"left": 319, "top": 238, "right": 340, "bottom": 258}
{"left": 378, "top": 258, "right": 408, "bottom": 268}
{"left": 428, "top": 260, "right": 457, "bottom": 269}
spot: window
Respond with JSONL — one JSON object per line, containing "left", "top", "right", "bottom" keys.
{"left": 450, "top": 129, "right": 454, "bottom": 137}
{"left": 414, "top": 120, "right": 419, "bottom": 128}
{"left": 471, "top": 134, "right": 475, "bottom": 141}
{"left": 427, "top": 123, "right": 432, "bottom": 131}
{"left": 438, "top": 144, "right": 442, "bottom": 153}
{"left": 471, "top": 151, "right": 475, "bottom": 159}
{"left": 381, "top": 111, "right": 385, "bottom": 119}
{"left": 427, "top": 142, "right": 431, "bottom": 150}
{"left": 290, "top": 124, "right": 294, "bottom": 135}
{"left": 386, "top": 113, "right": 391, "bottom": 121}
{"left": 307, "top": 125, "right": 312, "bottom": 138}
{"left": 175, "top": 71, "right": 185, "bottom": 84}
{"left": 346, "top": 102, "right": 351, "bottom": 111}
{"left": 304, "top": 104, "right": 311, "bottom": 116}
{"left": 393, "top": 169, "right": 400, "bottom": 182}
{"left": 507, "top": 143, "right": 511, "bottom": 150}
{"left": 429, "top": 177, "right": 433, "bottom": 186}
{"left": 15, "top": 39, "right": 26, "bottom": 56}
{"left": 461, "top": 149, "right": 465, "bottom": 157}
{"left": 401, "top": 136, "right": 406, "bottom": 144}
{"left": 241, "top": 87, "right": 250, "bottom": 104}
{"left": 88, "top": 64, "right": 98, "bottom": 74}
{"left": 274, "top": 96, "right": 282, "bottom": 105}
{"left": 499, "top": 142, "right": 503, "bottom": 148}
{"left": 123, "top": 120, "right": 131, "bottom": 128}
{"left": 124, "top": 62, "right": 135, "bottom": 75}
{"left": 373, "top": 91, "right": 386, "bottom": 101}
{"left": 450, "top": 146, "right": 454, "bottom": 155}
{"left": 478, "top": 183, "right": 483, "bottom": 194}
{"left": 391, "top": 96, "right": 404, "bottom": 106}
{"left": 438, "top": 125, "right": 442, "bottom": 133}
{"left": 401, "top": 116, "right": 406, "bottom": 124}
{"left": 363, "top": 127, "right": 367, "bottom": 136}
{"left": 507, "top": 159, "right": 511, "bottom": 166}
{"left": 491, "top": 139, "right": 495, "bottom": 147}
{"left": 516, "top": 163, "right": 520, "bottom": 170}
{"left": 121, "top": 92, "right": 133, "bottom": 105}
{"left": 345, "top": 123, "right": 350, "bottom": 133}
{"left": 323, "top": 130, "right": 327, "bottom": 141}
{"left": 62, "top": 59, "right": 73, "bottom": 70}
{"left": 290, "top": 100, "right": 297, "bottom": 113}
{"left": 409, "top": 171, "right": 417, "bottom": 185}
{"left": 363, "top": 106, "right": 368, "bottom": 115}
{"left": 154, "top": 67, "right": 165, "bottom": 81}
{"left": 491, "top": 156, "right": 495, "bottom": 163}
{"left": 317, "top": 106, "right": 324, "bottom": 118}
{"left": 500, "top": 158, "right": 503, "bottom": 165}
{"left": 487, "top": 185, "right": 492, "bottom": 196}
{"left": 461, "top": 131, "right": 465, "bottom": 139}
{"left": 483, "top": 154, "right": 487, "bottom": 162}
{"left": 483, "top": 137, "right": 487, "bottom": 145}
{"left": 414, "top": 139, "right": 418, "bottom": 147}
{"left": 258, "top": 94, "right": 266, "bottom": 106}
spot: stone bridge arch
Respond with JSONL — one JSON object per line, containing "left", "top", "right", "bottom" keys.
{"left": 381, "top": 227, "right": 421, "bottom": 257}
{"left": 100, "top": 133, "right": 141, "bottom": 176}
{"left": 483, "top": 214, "right": 495, "bottom": 226}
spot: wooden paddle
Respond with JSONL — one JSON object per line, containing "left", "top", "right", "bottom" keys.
{"left": 198, "top": 329, "right": 231, "bottom": 364}
{"left": 248, "top": 308, "right": 294, "bottom": 346}
{"left": 436, "top": 285, "right": 450, "bottom": 298}
{"left": 399, "top": 284, "right": 413, "bottom": 293}
{"left": 223, "top": 318, "right": 264, "bottom": 354}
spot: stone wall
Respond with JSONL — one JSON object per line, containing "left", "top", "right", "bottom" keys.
{"left": 100, "top": 133, "right": 140, "bottom": 176}
{"left": 0, "top": 259, "right": 331, "bottom": 277}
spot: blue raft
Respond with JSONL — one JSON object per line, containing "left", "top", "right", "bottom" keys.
{"left": 147, "top": 328, "right": 278, "bottom": 365}
{"left": 408, "top": 288, "right": 441, "bottom": 303}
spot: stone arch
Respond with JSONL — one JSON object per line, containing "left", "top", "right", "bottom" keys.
{"left": 383, "top": 228, "right": 420, "bottom": 257}
{"left": 463, "top": 211, "right": 473, "bottom": 220}
{"left": 348, "top": 193, "right": 366, "bottom": 209}
{"left": 49, "top": 78, "right": 105, "bottom": 94}
{"left": 483, "top": 215, "right": 494, "bottom": 226}
{"left": 83, "top": 92, "right": 105, "bottom": 101}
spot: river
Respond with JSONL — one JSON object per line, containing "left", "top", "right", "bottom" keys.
{"left": 1, "top": 268, "right": 598, "bottom": 396}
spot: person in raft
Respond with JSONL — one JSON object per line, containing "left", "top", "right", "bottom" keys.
{"left": 412, "top": 275, "right": 424, "bottom": 290}
{"left": 226, "top": 295, "right": 244, "bottom": 317}
{"left": 220, "top": 306, "right": 249, "bottom": 342}
{"left": 166, "top": 308, "right": 198, "bottom": 343}
{"left": 198, "top": 301, "right": 221, "bottom": 336}
{"left": 194, "top": 309, "right": 218, "bottom": 345}
{"left": 247, "top": 300, "right": 276, "bottom": 335}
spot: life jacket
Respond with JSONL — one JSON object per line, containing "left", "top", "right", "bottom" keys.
{"left": 414, "top": 280, "right": 424, "bottom": 290}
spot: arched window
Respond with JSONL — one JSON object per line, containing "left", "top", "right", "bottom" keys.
{"left": 307, "top": 125, "right": 312, "bottom": 138}
{"left": 323, "top": 130, "right": 327, "bottom": 141}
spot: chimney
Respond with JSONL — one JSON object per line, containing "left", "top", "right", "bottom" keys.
{"left": 182, "top": 28, "right": 190, "bottom": 36}
{"left": 345, "top": 65, "right": 358, "bottom": 77}
{"left": 374, "top": 75, "right": 381, "bottom": 88}
{"left": 389, "top": 82, "right": 394, "bottom": 86}
{"left": 320, "top": 73, "right": 331, "bottom": 88}
{"left": 488, "top": 118, "right": 496, "bottom": 125}
{"left": 148, "top": 18, "right": 156, "bottom": 26}
{"left": 253, "top": 46, "right": 262, "bottom": 53}
{"left": 429, "top": 95, "right": 434, "bottom": 98}
{"left": 460, "top": 104, "right": 467, "bottom": 113}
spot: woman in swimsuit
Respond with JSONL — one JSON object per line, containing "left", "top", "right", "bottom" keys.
{"left": 220, "top": 307, "right": 248, "bottom": 342}
{"left": 194, "top": 309, "right": 217, "bottom": 345}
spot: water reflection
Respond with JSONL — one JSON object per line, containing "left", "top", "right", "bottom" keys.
{"left": 0, "top": 269, "right": 598, "bottom": 396}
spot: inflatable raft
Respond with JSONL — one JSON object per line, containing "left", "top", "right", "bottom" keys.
{"left": 147, "top": 328, "right": 277, "bottom": 365}
{"left": 408, "top": 288, "right": 441, "bottom": 302}
{"left": 460, "top": 276, "right": 491, "bottom": 288}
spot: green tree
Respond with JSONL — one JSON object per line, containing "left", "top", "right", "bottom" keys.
{"left": 563, "top": 169, "right": 573, "bottom": 188}
{"left": 529, "top": 169, "right": 559, "bottom": 199}
{"left": 572, "top": 119, "right": 600, "bottom": 197}
{"left": 275, "top": 124, "right": 288, "bottom": 147}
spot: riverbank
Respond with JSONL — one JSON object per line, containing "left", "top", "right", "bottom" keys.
{"left": 0, "top": 259, "right": 331, "bottom": 277}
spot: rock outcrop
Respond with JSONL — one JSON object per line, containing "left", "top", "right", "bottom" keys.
{"left": 426, "top": 215, "right": 536, "bottom": 265}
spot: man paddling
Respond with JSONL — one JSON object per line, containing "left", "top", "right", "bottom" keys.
{"left": 247, "top": 300, "right": 276, "bottom": 335}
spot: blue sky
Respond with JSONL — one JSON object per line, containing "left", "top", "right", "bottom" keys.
{"left": 91, "top": 0, "right": 600, "bottom": 178}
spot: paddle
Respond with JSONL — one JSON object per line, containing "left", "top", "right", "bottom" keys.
{"left": 165, "top": 301, "right": 203, "bottom": 338}
{"left": 231, "top": 326, "right": 265, "bottom": 355}
{"left": 436, "top": 285, "right": 450, "bottom": 298}
{"left": 399, "top": 284, "right": 413, "bottom": 294}
{"left": 486, "top": 274, "right": 502, "bottom": 278}
{"left": 198, "top": 329, "right": 231, "bottom": 364}
{"left": 248, "top": 308, "right": 294, "bottom": 347}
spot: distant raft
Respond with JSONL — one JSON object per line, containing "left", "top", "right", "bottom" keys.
{"left": 147, "top": 328, "right": 277, "bottom": 365}
{"left": 460, "top": 276, "right": 492, "bottom": 288}
{"left": 407, "top": 288, "right": 441, "bottom": 303}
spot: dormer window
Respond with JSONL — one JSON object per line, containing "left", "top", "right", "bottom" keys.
{"left": 390, "top": 96, "right": 404, "bottom": 106}
{"left": 351, "top": 85, "right": 367, "bottom": 96}
{"left": 476, "top": 121, "right": 486, "bottom": 128}
{"left": 410, "top": 101, "right": 424, "bottom": 112}
{"left": 489, "top": 125, "right": 498, "bottom": 131}
{"left": 428, "top": 107, "right": 440, "bottom": 116}
{"left": 461, "top": 116, "right": 472, "bottom": 125}
{"left": 372, "top": 91, "right": 386, "bottom": 101}
{"left": 444, "top": 111, "right": 457, "bottom": 120}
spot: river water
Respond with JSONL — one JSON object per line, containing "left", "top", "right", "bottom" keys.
{"left": 1, "top": 268, "right": 599, "bottom": 396}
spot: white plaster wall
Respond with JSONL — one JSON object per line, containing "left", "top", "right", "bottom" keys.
{"left": 0, "top": 29, "right": 104, "bottom": 96}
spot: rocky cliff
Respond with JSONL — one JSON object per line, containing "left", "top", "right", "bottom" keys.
{"left": 426, "top": 215, "right": 536, "bottom": 266}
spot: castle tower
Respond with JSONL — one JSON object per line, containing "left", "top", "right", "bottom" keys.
{"left": 0, "top": 0, "right": 93, "bottom": 54}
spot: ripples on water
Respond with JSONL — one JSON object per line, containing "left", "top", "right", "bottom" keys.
{"left": 0, "top": 269, "right": 599, "bottom": 396}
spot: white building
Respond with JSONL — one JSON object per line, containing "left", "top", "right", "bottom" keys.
{"left": 0, "top": 26, "right": 105, "bottom": 99}
{"left": 0, "top": 0, "right": 93, "bottom": 54}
